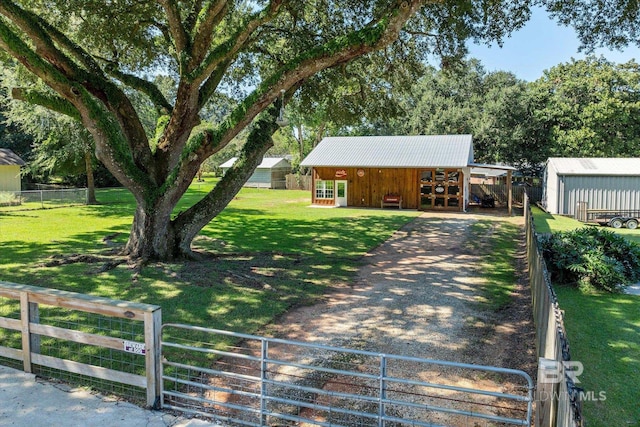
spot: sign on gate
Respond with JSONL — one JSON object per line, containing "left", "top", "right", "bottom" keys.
{"left": 123, "top": 340, "right": 146, "bottom": 355}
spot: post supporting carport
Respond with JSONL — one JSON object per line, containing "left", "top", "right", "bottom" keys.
{"left": 507, "top": 170, "right": 513, "bottom": 215}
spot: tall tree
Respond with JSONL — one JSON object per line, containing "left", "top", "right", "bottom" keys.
{"left": 0, "top": 0, "right": 532, "bottom": 260}
{"left": 396, "top": 60, "right": 542, "bottom": 168}
{"left": 529, "top": 56, "right": 640, "bottom": 157}
{"left": 1, "top": 69, "right": 100, "bottom": 202}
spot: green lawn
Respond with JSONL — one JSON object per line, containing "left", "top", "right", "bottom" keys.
{"left": 0, "top": 179, "right": 533, "bottom": 406}
{"left": 532, "top": 206, "right": 640, "bottom": 426}
{"left": 1, "top": 178, "right": 420, "bottom": 335}
{"left": 469, "top": 219, "right": 522, "bottom": 311}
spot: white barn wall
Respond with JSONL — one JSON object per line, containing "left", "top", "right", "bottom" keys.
{"left": 221, "top": 157, "right": 292, "bottom": 189}
{"left": 245, "top": 168, "right": 272, "bottom": 187}
{"left": 542, "top": 160, "right": 561, "bottom": 214}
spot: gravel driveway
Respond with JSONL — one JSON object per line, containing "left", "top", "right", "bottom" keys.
{"left": 269, "top": 211, "right": 534, "bottom": 366}
{"left": 255, "top": 211, "right": 537, "bottom": 424}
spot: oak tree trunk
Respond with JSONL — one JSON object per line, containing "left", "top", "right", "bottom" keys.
{"left": 84, "top": 150, "right": 97, "bottom": 205}
{"left": 123, "top": 110, "right": 279, "bottom": 260}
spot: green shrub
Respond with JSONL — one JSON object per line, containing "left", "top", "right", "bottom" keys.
{"left": 538, "top": 227, "right": 640, "bottom": 292}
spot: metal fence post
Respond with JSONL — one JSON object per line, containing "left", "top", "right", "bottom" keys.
{"left": 260, "top": 338, "right": 268, "bottom": 426}
{"left": 379, "top": 354, "right": 387, "bottom": 427}
{"left": 28, "top": 301, "right": 40, "bottom": 357}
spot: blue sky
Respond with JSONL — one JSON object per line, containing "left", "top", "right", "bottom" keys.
{"left": 467, "top": 7, "right": 640, "bottom": 82}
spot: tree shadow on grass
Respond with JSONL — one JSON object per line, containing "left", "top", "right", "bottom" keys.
{"left": 1, "top": 211, "right": 415, "bottom": 335}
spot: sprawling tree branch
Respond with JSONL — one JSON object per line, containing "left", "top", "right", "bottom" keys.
{"left": 206, "top": 0, "right": 426, "bottom": 158}
{"left": 192, "top": 1, "right": 285, "bottom": 90}
{"left": 0, "top": 3, "right": 80, "bottom": 84}
{"left": 105, "top": 66, "right": 173, "bottom": 114}
{"left": 190, "top": 0, "right": 229, "bottom": 67}
{"left": 11, "top": 88, "right": 81, "bottom": 120}
{"left": 157, "top": 0, "right": 190, "bottom": 60}
{"left": 173, "top": 103, "right": 281, "bottom": 256}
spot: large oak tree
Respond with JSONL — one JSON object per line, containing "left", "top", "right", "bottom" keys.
{"left": 0, "top": 0, "right": 532, "bottom": 260}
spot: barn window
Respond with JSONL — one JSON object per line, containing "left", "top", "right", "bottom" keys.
{"left": 315, "top": 180, "right": 334, "bottom": 199}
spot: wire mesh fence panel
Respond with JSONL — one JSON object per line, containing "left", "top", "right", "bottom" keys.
{"left": 29, "top": 304, "right": 148, "bottom": 402}
{"left": 0, "top": 295, "right": 23, "bottom": 369}
{"left": 0, "top": 281, "right": 162, "bottom": 406}
{"left": 161, "top": 324, "right": 534, "bottom": 427}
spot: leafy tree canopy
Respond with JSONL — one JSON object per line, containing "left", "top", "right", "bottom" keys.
{"left": 392, "top": 59, "right": 544, "bottom": 169}
{"left": 529, "top": 56, "right": 640, "bottom": 157}
{"left": 543, "top": 0, "right": 640, "bottom": 50}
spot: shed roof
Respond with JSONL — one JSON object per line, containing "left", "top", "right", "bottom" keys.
{"left": 220, "top": 156, "right": 291, "bottom": 169}
{"left": 0, "top": 149, "right": 26, "bottom": 166}
{"left": 547, "top": 157, "right": 640, "bottom": 176}
{"left": 300, "top": 135, "right": 474, "bottom": 168}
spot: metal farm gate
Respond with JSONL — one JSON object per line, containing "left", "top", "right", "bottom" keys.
{"left": 161, "top": 324, "right": 534, "bottom": 427}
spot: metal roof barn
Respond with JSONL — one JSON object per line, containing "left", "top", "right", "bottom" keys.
{"left": 542, "top": 157, "right": 640, "bottom": 215}
{"left": 300, "top": 135, "right": 515, "bottom": 212}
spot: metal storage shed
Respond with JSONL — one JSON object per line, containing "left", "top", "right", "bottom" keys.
{"left": 220, "top": 156, "right": 291, "bottom": 189}
{"left": 542, "top": 157, "right": 640, "bottom": 215}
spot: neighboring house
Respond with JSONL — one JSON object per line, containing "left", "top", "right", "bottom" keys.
{"left": 300, "top": 135, "right": 514, "bottom": 211}
{"left": 0, "top": 149, "right": 26, "bottom": 192}
{"left": 542, "top": 157, "right": 640, "bottom": 215}
{"left": 220, "top": 156, "right": 292, "bottom": 189}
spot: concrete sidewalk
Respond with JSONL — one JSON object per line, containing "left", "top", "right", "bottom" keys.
{"left": 0, "top": 365, "right": 217, "bottom": 427}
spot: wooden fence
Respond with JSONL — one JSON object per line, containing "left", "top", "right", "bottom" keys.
{"left": 0, "top": 281, "right": 162, "bottom": 407}
{"left": 472, "top": 184, "right": 543, "bottom": 206}
{"left": 524, "top": 195, "right": 583, "bottom": 427}
{"left": 285, "top": 174, "right": 312, "bottom": 190}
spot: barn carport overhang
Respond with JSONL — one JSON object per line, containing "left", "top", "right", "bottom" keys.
{"left": 469, "top": 163, "right": 517, "bottom": 215}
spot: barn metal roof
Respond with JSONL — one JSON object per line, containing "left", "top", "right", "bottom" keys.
{"left": 548, "top": 157, "right": 640, "bottom": 176}
{"left": 300, "top": 135, "right": 474, "bottom": 168}
{"left": 0, "top": 149, "right": 26, "bottom": 166}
